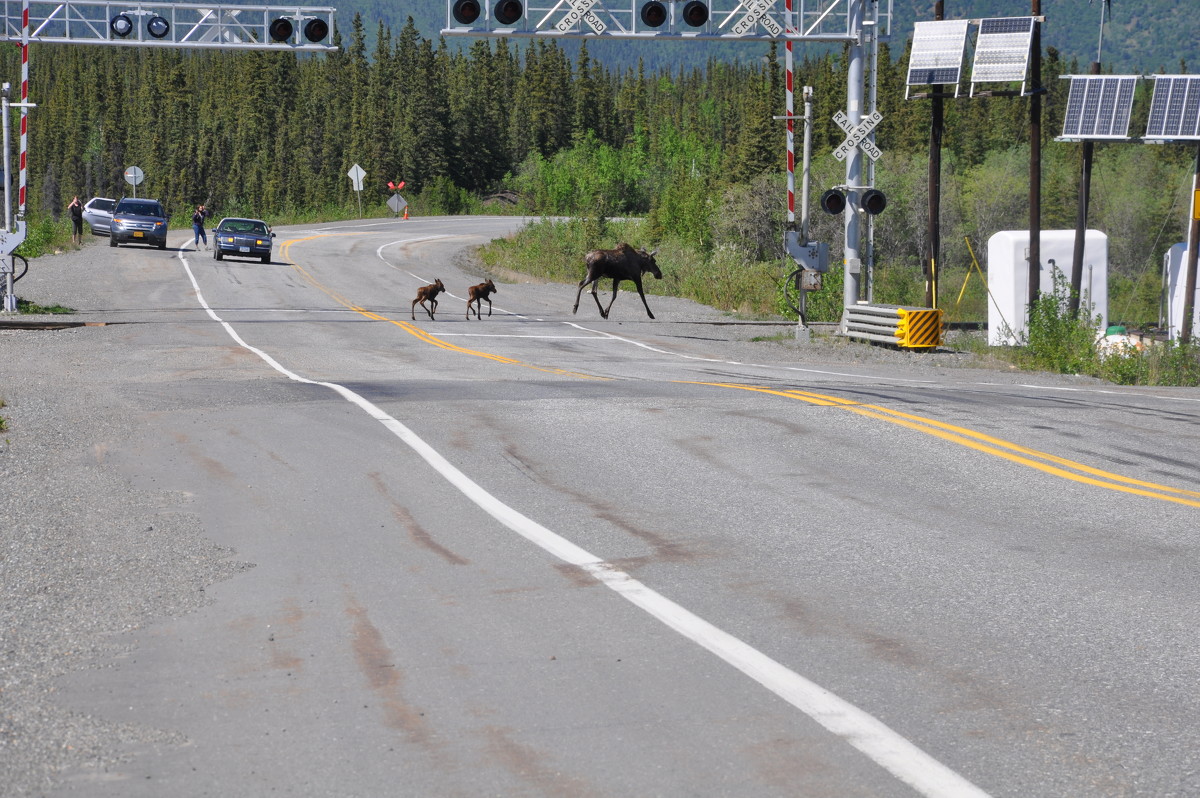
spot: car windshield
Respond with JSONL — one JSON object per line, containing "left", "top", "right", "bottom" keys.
{"left": 118, "top": 201, "right": 162, "bottom": 217}
{"left": 221, "top": 220, "right": 268, "bottom": 235}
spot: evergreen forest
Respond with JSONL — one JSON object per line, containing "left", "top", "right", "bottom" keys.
{"left": 9, "top": 14, "right": 1198, "bottom": 327}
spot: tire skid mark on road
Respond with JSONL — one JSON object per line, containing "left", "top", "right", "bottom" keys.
{"left": 683, "top": 381, "right": 1200, "bottom": 508}
{"left": 177, "top": 249, "right": 993, "bottom": 798}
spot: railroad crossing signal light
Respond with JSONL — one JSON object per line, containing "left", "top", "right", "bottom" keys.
{"left": 494, "top": 0, "right": 523, "bottom": 25}
{"left": 303, "top": 18, "right": 330, "bottom": 42}
{"left": 681, "top": 0, "right": 709, "bottom": 27}
{"left": 110, "top": 14, "right": 133, "bottom": 37}
{"left": 640, "top": 1, "right": 667, "bottom": 27}
{"left": 820, "top": 189, "right": 846, "bottom": 215}
{"left": 146, "top": 15, "right": 170, "bottom": 38}
{"left": 453, "top": 0, "right": 482, "bottom": 25}
{"left": 269, "top": 18, "right": 294, "bottom": 41}
{"left": 860, "top": 189, "right": 887, "bottom": 215}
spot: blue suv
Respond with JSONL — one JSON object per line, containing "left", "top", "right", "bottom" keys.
{"left": 110, "top": 198, "right": 168, "bottom": 249}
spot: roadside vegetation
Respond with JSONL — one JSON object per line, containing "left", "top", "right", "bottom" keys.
{"left": 10, "top": 17, "right": 1199, "bottom": 384}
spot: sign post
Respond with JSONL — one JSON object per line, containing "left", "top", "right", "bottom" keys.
{"left": 347, "top": 164, "right": 365, "bottom": 218}
{"left": 124, "top": 166, "right": 144, "bottom": 198}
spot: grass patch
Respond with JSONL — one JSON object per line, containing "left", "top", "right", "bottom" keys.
{"left": 17, "top": 298, "right": 74, "bottom": 314}
{"left": 0, "top": 397, "right": 6, "bottom": 432}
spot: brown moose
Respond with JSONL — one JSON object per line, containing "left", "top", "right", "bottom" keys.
{"left": 572, "top": 243, "right": 662, "bottom": 320}
{"left": 411, "top": 279, "right": 445, "bottom": 320}
{"left": 466, "top": 279, "right": 498, "bottom": 319}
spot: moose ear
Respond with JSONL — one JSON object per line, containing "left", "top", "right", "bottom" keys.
{"left": 649, "top": 249, "right": 658, "bottom": 257}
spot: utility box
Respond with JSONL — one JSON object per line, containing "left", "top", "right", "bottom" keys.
{"left": 1162, "top": 243, "right": 1200, "bottom": 341}
{"left": 986, "top": 230, "right": 1109, "bottom": 346}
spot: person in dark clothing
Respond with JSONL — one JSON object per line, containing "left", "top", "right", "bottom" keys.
{"left": 192, "top": 205, "right": 209, "bottom": 250}
{"left": 68, "top": 196, "right": 83, "bottom": 245}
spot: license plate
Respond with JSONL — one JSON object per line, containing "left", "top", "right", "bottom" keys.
{"left": 239, "top": 246, "right": 250, "bottom": 253}
{"left": 133, "top": 231, "right": 144, "bottom": 238}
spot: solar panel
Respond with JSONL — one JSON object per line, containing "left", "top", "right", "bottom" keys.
{"left": 906, "top": 20, "right": 969, "bottom": 89}
{"left": 1060, "top": 76, "right": 1137, "bottom": 140}
{"left": 970, "top": 16, "right": 1035, "bottom": 87}
{"left": 1145, "top": 76, "right": 1200, "bottom": 140}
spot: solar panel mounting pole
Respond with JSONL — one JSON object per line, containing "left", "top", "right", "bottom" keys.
{"left": 1183, "top": 144, "right": 1200, "bottom": 344}
{"left": 925, "top": 0, "right": 943, "bottom": 309}
{"left": 1068, "top": 59, "right": 1101, "bottom": 318}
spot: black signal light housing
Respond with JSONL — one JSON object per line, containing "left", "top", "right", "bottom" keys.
{"left": 453, "top": 0, "right": 482, "bottom": 25}
{"left": 860, "top": 189, "right": 887, "bottom": 215}
{"left": 820, "top": 189, "right": 847, "bottom": 215}
{"left": 494, "top": 0, "right": 523, "bottom": 25}
{"left": 681, "top": 0, "right": 709, "bottom": 27}
{"left": 640, "top": 1, "right": 667, "bottom": 27}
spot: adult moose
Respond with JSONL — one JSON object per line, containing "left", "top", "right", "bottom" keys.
{"left": 411, "top": 279, "right": 445, "bottom": 320}
{"left": 572, "top": 243, "right": 662, "bottom": 320}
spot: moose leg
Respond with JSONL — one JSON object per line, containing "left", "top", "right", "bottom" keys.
{"left": 429, "top": 298, "right": 438, "bottom": 319}
{"left": 411, "top": 299, "right": 419, "bottom": 320}
{"left": 600, "top": 278, "right": 623, "bottom": 319}
{"left": 633, "top": 278, "right": 655, "bottom": 320}
{"left": 485, "top": 297, "right": 492, "bottom": 317}
{"left": 572, "top": 276, "right": 596, "bottom": 315}
{"left": 466, "top": 299, "right": 474, "bottom": 319}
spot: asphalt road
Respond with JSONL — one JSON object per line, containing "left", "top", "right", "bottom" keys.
{"left": 2, "top": 216, "right": 1199, "bottom": 797}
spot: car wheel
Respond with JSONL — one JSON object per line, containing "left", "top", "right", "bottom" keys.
{"left": 158, "top": 240, "right": 167, "bottom": 250}
{"left": 109, "top": 236, "right": 118, "bottom": 247}
{"left": 215, "top": 249, "right": 223, "bottom": 261}
{"left": 261, "top": 253, "right": 271, "bottom": 264}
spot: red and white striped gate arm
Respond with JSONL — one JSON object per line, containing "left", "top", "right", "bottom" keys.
{"left": 18, "top": 0, "right": 28, "bottom": 219}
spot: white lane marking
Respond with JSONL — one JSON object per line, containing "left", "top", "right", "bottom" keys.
{"left": 177, "top": 249, "right": 992, "bottom": 798}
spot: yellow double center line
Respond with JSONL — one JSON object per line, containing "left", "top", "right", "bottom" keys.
{"left": 279, "top": 235, "right": 605, "bottom": 380}
{"left": 684, "top": 381, "right": 1200, "bottom": 508}
{"left": 278, "top": 235, "right": 1199, "bottom": 508}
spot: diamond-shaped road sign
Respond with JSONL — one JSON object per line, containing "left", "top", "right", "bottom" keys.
{"left": 833, "top": 110, "right": 883, "bottom": 162}
{"left": 347, "top": 164, "right": 366, "bottom": 191}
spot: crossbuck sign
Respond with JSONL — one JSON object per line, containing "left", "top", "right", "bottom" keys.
{"left": 730, "top": 0, "right": 782, "bottom": 36}
{"left": 554, "top": 0, "right": 606, "bottom": 34}
{"left": 833, "top": 110, "right": 883, "bottom": 162}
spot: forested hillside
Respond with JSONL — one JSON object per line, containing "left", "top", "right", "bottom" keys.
{"left": 10, "top": 8, "right": 1196, "bottom": 326}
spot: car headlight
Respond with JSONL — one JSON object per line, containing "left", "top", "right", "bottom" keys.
{"left": 154, "top": 221, "right": 164, "bottom": 228}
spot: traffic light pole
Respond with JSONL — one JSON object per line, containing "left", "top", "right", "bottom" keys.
{"left": 840, "top": 0, "right": 866, "bottom": 332}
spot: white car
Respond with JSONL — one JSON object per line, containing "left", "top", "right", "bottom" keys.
{"left": 82, "top": 197, "right": 116, "bottom": 236}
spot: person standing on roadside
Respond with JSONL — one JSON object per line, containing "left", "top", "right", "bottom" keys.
{"left": 192, "top": 204, "right": 209, "bottom": 250}
{"left": 67, "top": 196, "right": 83, "bottom": 245}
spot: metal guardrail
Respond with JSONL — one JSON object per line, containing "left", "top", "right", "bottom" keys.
{"left": 843, "top": 303, "right": 944, "bottom": 349}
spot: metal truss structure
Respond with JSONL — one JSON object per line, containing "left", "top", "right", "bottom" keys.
{"left": 442, "top": 0, "right": 891, "bottom": 43}
{"left": 0, "top": 1, "right": 337, "bottom": 50}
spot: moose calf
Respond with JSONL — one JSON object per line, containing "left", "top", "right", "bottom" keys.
{"left": 466, "top": 279, "right": 498, "bottom": 319}
{"left": 411, "top": 278, "right": 446, "bottom": 320}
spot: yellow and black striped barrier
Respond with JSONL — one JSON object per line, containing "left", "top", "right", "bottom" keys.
{"left": 843, "top": 303, "right": 944, "bottom": 349}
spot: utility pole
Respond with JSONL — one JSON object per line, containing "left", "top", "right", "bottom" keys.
{"left": 1028, "top": 0, "right": 1043, "bottom": 311}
